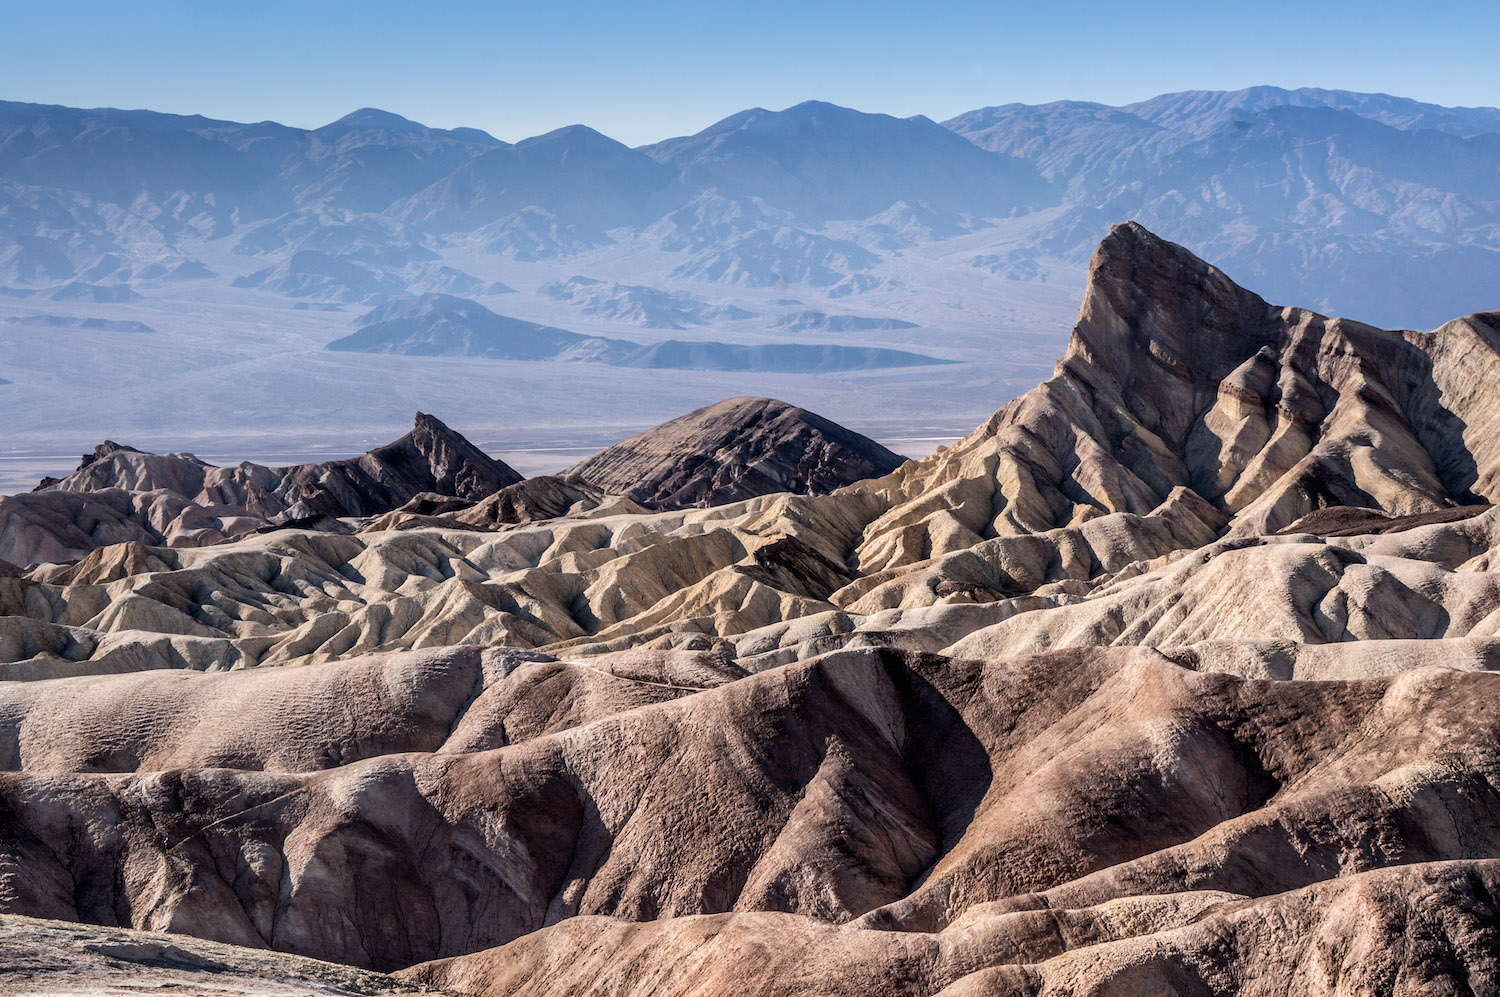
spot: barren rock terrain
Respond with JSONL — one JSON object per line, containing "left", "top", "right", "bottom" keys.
{"left": 1, "top": 223, "right": 1498, "bottom": 994}
{"left": 0, "top": 412, "right": 522, "bottom": 565}
{"left": 567, "top": 395, "right": 908, "bottom": 508}
{"left": 0, "top": 914, "right": 429, "bottom": 995}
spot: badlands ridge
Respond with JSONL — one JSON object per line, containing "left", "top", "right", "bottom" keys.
{"left": 0, "top": 223, "right": 1498, "bottom": 994}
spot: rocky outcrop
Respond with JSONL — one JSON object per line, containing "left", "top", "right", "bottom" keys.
{"left": 0, "top": 412, "right": 521, "bottom": 565}
{"left": 0, "top": 486, "right": 270, "bottom": 568}
{"left": 42, "top": 410, "right": 522, "bottom": 518}
{"left": 846, "top": 223, "right": 1500, "bottom": 580}
{"left": 568, "top": 396, "right": 907, "bottom": 509}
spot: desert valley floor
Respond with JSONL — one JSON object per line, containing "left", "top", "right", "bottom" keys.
{"left": 0, "top": 224, "right": 1497, "bottom": 994}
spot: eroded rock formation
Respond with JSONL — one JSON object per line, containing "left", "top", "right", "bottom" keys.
{"left": 2, "top": 223, "right": 1499, "bottom": 994}
{"left": 0, "top": 412, "right": 521, "bottom": 565}
{"left": 567, "top": 395, "right": 907, "bottom": 509}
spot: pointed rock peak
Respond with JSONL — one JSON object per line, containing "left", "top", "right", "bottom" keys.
{"left": 411, "top": 410, "right": 457, "bottom": 437}
{"left": 362, "top": 412, "right": 523, "bottom": 502}
{"left": 1068, "top": 223, "right": 1278, "bottom": 410}
{"left": 404, "top": 410, "right": 485, "bottom": 454}
{"left": 64, "top": 440, "right": 143, "bottom": 478}
{"left": 1086, "top": 221, "right": 1230, "bottom": 292}
{"left": 87, "top": 440, "right": 141, "bottom": 465}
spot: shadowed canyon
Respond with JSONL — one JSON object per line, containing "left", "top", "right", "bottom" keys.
{"left": 1, "top": 223, "right": 1498, "bottom": 994}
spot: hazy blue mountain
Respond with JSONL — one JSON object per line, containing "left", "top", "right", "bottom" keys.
{"left": 48, "top": 281, "right": 141, "bottom": 302}
{"left": 542, "top": 275, "right": 740, "bottom": 328}
{"left": 0, "top": 102, "right": 304, "bottom": 219}
{"left": 1124, "top": 86, "right": 1500, "bottom": 138}
{"left": 394, "top": 125, "right": 673, "bottom": 253}
{"left": 613, "top": 339, "right": 952, "bottom": 372}
{"left": 644, "top": 100, "right": 1052, "bottom": 225}
{"left": 5, "top": 314, "right": 153, "bottom": 332}
{"left": 770, "top": 310, "right": 918, "bottom": 332}
{"left": 400, "top": 263, "right": 510, "bottom": 297}
{"left": 1061, "top": 107, "right": 1496, "bottom": 320}
{"left": 943, "top": 91, "right": 1500, "bottom": 324}
{"left": 291, "top": 109, "right": 503, "bottom": 213}
{"left": 941, "top": 101, "right": 1173, "bottom": 195}
{"left": 233, "top": 249, "right": 404, "bottom": 302}
{"left": 327, "top": 293, "right": 631, "bottom": 360}
{"left": 328, "top": 294, "right": 951, "bottom": 371}
{"left": 0, "top": 88, "right": 1496, "bottom": 330}
{"left": 669, "top": 227, "right": 880, "bottom": 287}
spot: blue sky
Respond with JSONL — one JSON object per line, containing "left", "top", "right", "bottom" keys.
{"left": 2, "top": 0, "right": 1496, "bottom": 145}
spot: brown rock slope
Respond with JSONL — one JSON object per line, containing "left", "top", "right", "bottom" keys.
{"left": 566, "top": 395, "right": 907, "bottom": 509}
{"left": 406, "top": 860, "right": 1500, "bottom": 996}
{"left": 0, "top": 644, "right": 1497, "bottom": 991}
{"left": 0, "top": 644, "right": 738, "bottom": 773}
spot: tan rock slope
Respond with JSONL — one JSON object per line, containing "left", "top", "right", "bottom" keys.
{"left": 1, "top": 223, "right": 1499, "bottom": 993}
{"left": 846, "top": 221, "right": 1500, "bottom": 574}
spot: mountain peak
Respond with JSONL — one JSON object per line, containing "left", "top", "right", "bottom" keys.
{"left": 412, "top": 410, "right": 450, "bottom": 434}
{"left": 780, "top": 99, "right": 856, "bottom": 116}
{"left": 568, "top": 395, "right": 905, "bottom": 509}
{"left": 516, "top": 123, "right": 626, "bottom": 151}
{"left": 1077, "top": 220, "right": 1273, "bottom": 354}
{"left": 1064, "top": 222, "right": 1277, "bottom": 446}
{"left": 366, "top": 412, "right": 523, "bottom": 501}
{"left": 319, "top": 107, "right": 426, "bottom": 132}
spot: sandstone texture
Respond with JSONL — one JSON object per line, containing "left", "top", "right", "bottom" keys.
{"left": 1, "top": 224, "right": 1499, "bottom": 994}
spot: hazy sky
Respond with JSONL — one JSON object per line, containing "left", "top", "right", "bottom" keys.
{"left": 3, "top": 0, "right": 1496, "bottom": 145}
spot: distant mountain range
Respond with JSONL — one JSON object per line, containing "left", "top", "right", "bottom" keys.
{"left": 0, "top": 86, "right": 1495, "bottom": 331}
{"left": 327, "top": 293, "right": 951, "bottom": 372}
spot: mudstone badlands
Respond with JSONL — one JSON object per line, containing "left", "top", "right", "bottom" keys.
{"left": 1, "top": 223, "right": 1499, "bottom": 993}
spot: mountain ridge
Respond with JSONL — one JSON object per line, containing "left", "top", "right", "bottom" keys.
{"left": 2, "top": 85, "right": 1495, "bottom": 344}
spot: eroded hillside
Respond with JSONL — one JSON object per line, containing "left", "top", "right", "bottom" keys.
{"left": 1, "top": 224, "right": 1498, "bottom": 995}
